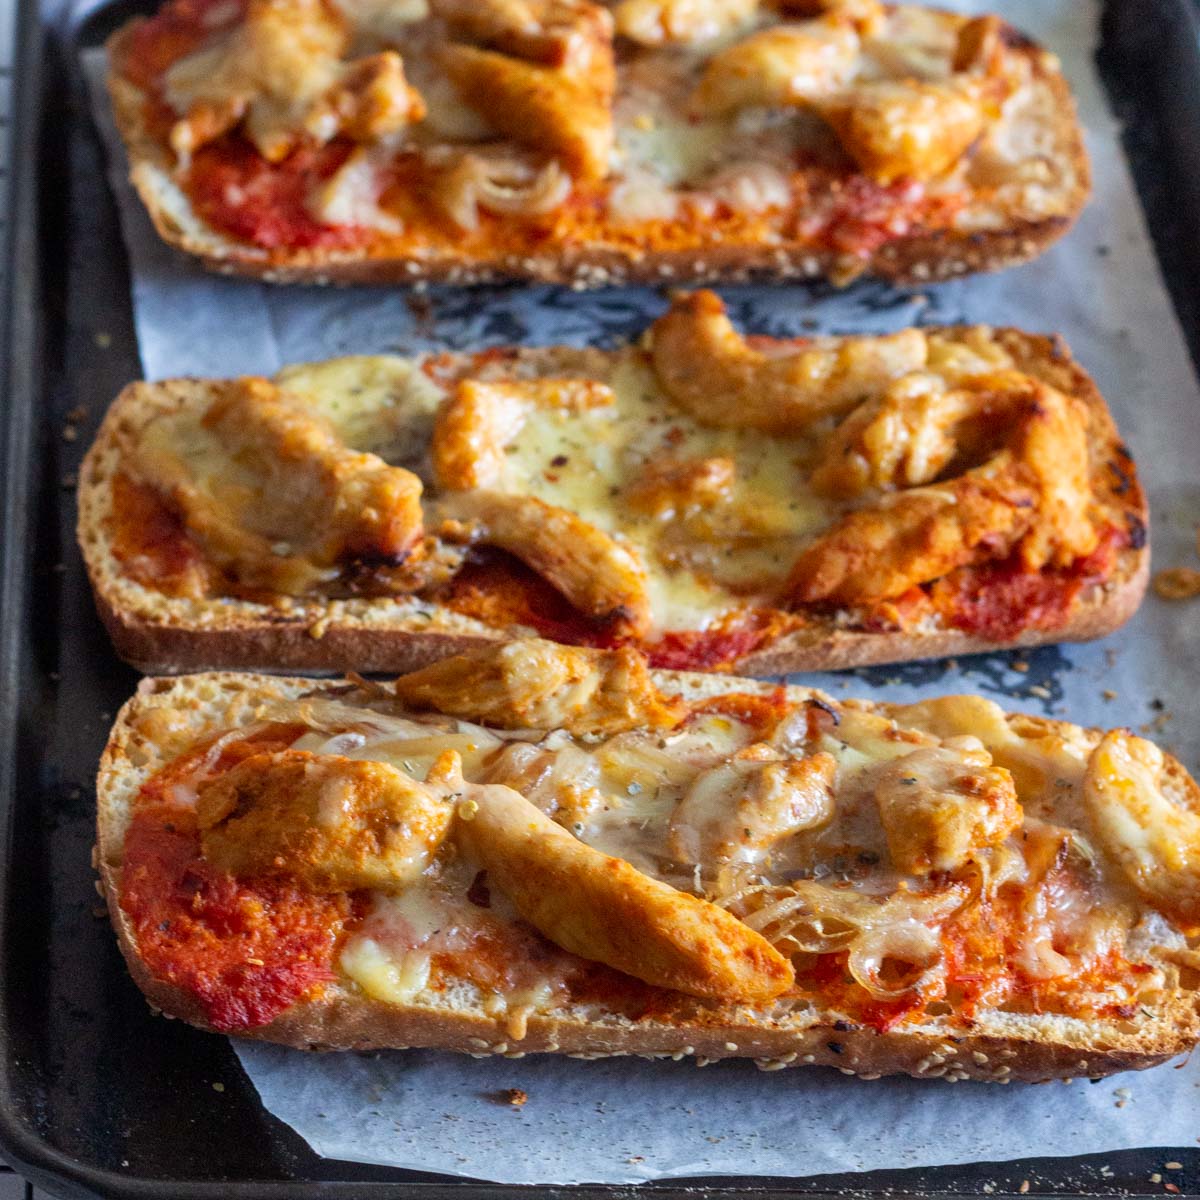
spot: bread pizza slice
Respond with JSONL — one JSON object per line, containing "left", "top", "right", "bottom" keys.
{"left": 97, "top": 640, "right": 1200, "bottom": 1080}
{"left": 104, "top": 0, "right": 1088, "bottom": 287}
{"left": 78, "top": 294, "right": 1148, "bottom": 676}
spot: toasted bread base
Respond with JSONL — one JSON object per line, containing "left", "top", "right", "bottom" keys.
{"left": 88, "top": 564, "right": 1148, "bottom": 677}
{"left": 97, "top": 670, "right": 1200, "bottom": 1080}
{"left": 77, "top": 328, "right": 1149, "bottom": 678}
{"left": 104, "top": 19, "right": 1090, "bottom": 289}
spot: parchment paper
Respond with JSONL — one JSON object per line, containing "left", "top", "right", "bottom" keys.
{"left": 83, "top": 0, "right": 1200, "bottom": 1182}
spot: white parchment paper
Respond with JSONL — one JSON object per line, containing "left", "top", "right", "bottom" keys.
{"left": 83, "top": 0, "right": 1200, "bottom": 1182}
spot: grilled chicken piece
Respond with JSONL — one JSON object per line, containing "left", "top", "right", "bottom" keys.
{"left": 197, "top": 750, "right": 455, "bottom": 891}
{"left": 133, "top": 378, "right": 425, "bottom": 595}
{"left": 613, "top": 0, "right": 757, "bottom": 46}
{"left": 649, "top": 291, "right": 927, "bottom": 434}
{"left": 789, "top": 372, "right": 1097, "bottom": 606}
{"left": 440, "top": 489, "right": 652, "bottom": 635}
{"left": 622, "top": 456, "right": 736, "bottom": 520}
{"left": 431, "top": 0, "right": 612, "bottom": 66}
{"left": 439, "top": 39, "right": 614, "bottom": 180}
{"left": 815, "top": 76, "right": 1003, "bottom": 184}
{"left": 691, "top": 20, "right": 860, "bottom": 116}
{"left": 431, "top": 378, "right": 615, "bottom": 491}
{"left": 163, "top": 0, "right": 423, "bottom": 163}
{"left": 874, "top": 745, "right": 1022, "bottom": 875}
{"left": 394, "top": 640, "right": 684, "bottom": 733}
{"left": 669, "top": 751, "right": 837, "bottom": 866}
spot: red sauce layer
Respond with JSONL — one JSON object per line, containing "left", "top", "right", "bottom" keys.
{"left": 117, "top": 0, "right": 970, "bottom": 259}
{"left": 932, "top": 524, "right": 1128, "bottom": 642}
{"left": 791, "top": 881, "right": 1151, "bottom": 1035}
{"left": 121, "top": 725, "right": 351, "bottom": 1033}
{"left": 187, "top": 137, "right": 363, "bottom": 251}
{"left": 109, "top": 473, "right": 210, "bottom": 599}
{"left": 643, "top": 616, "right": 789, "bottom": 673}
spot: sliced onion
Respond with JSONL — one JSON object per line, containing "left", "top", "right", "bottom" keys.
{"left": 847, "top": 919, "right": 946, "bottom": 1000}
{"left": 729, "top": 879, "right": 968, "bottom": 1001}
{"left": 483, "top": 741, "right": 601, "bottom": 816}
{"left": 732, "top": 881, "right": 876, "bottom": 953}
{"left": 310, "top": 730, "right": 369, "bottom": 756}
{"left": 261, "top": 697, "right": 454, "bottom": 740}
{"left": 598, "top": 732, "right": 697, "bottom": 788}
{"left": 431, "top": 150, "right": 572, "bottom": 231}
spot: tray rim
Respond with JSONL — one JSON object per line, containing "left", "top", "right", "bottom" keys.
{"left": 2, "top": 0, "right": 1200, "bottom": 1195}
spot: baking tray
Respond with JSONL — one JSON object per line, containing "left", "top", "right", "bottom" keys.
{"left": 1, "top": 0, "right": 1200, "bottom": 1196}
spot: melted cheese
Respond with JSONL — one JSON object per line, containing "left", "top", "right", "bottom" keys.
{"left": 497, "top": 358, "right": 829, "bottom": 632}
{"left": 341, "top": 932, "right": 432, "bottom": 1002}
{"left": 128, "top": 320, "right": 1084, "bottom": 634}
{"left": 138, "top": 0, "right": 1076, "bottom": 239}
{"left": 272, "top": 354, "right": 444, "bottom": 467}
{"left": 188, "top": 678, "right": 1190, "bottom": 1024}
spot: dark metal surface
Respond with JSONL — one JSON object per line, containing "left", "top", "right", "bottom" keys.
{"left": 1, "top": 0, "right": 1199, "bottom": 1195}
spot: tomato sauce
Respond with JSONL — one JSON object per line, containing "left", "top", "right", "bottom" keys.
{"left": 932, "top": 524, "right": 1128, "bottom": 642}
{"left": 121, "top": 724, "right": 351, "bottom": 1033}
{"left": 120, "top": 0, "right": 246, "bottom": 93}
{"left": 783, "top": 884, "right": 1150, "bottom": 1035}
{"left": 109, "top": 473, "right": 210, "bottom": 599}
{"left": 186, "top": 137, "right": 365, "bottom": 251}
{"left": 435, "top": 551, "right": 617, "bottom": 646}
{"left": 644, "top": 607, "right": 806, "bottom": 671}
{"left": 438, "top": 553, "right": 807, "bottom": 671}
{"left": 938, "top": 886, "right": 1152, "bottom": 1023}
{"left": 800, "top": 173, "right": 969, "bottom": 259}
{"left": 118, "top": 0, "right": 969, "bottom": 261}
{"left": 644, "top": 625, "right": 771, "bottom": 672}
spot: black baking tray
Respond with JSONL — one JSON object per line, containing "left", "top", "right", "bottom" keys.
{"left": 2, "top": 0, "right": 1200, "bottom": 1195}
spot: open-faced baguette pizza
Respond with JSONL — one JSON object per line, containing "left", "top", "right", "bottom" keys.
{"left": 105, "top": 0, "right": 1088, "bottom": 287}
{"left": 79, "top": 293, "right": 1148, "bottom": 677}
{"left": 97, "top": 639, "right": 1200, "bottom": 1081}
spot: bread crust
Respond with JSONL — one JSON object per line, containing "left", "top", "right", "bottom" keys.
{"left": 96, "top": 671, "right": 1200, "bottom": 1081}
{"left": 103, "top": 15, "right": 1090, "bottom": 289}
{"left": 77, "top": 331, "right": 1149, "bottom": 678}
